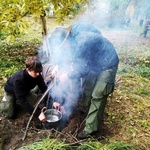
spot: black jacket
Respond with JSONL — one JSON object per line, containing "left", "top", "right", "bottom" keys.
{"left": 4, "top": 69, "right": 47, "bottom": 114}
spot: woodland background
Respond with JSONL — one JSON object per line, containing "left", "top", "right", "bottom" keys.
{"left": 0, "top": 0, "right": 150, "bottom": 149}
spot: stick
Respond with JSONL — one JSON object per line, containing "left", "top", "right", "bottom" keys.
{"left": 22, "top": 81, "right": 55, "bottom": 140}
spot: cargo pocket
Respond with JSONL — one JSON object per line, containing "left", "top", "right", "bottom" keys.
{"left": 92, "top": 81, "right": 114, "bottom": 98}
{"left": 82, "top": 71, "right": 98, "bottom": 90}
{"left": 103, "top": 83, "right": 114, "bottom": 96}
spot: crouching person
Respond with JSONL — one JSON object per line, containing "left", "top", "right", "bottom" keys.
{"left": 0, "top": 56, "right": 47, "bottom": 119}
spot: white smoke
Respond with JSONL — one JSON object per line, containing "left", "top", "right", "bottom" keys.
{"left": 39, "top": 0, "right": 113, "bottom": 128}
{"left": 76, "top": 0, "right": 110, "bottom": 28}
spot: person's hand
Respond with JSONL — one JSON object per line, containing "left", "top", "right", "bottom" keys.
{"left": 53, "top": 102, "right": 66, "bottom": 114}
{"left": 58, "top": 72, "right": 68, "bottom": 84}
{"left": 60, "top": 106, "right": 66, "bottom": 114}
{"left": 51, "top": 65, "right": 58, "bottom": 77}
{"left": 53, "top": 102, "right": 61, "bottom": 111}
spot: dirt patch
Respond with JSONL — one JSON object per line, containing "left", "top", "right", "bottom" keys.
{"left": 0, "top": 106, "right": 114, "bottom": 150}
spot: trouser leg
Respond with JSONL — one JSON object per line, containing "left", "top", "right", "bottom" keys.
{"left": 26, "top": 92, "right": 38, "bottom": 107}
{"left": 84, "top": 81, "right": 108, "bottom": 134}
{"left": 26, "top": 92, "right": 42, "bottom": 118}
{"left": 144, "top": 30, "right": 147, "bottom": 37}
{"left": 0, "top": 92, "right": 16, "bottom": 119}
{"left": 84, "top": 68, "right": 116, "bottom": 134}
{"left": 80, "top": 71, "right": 97, "bottom": 113}
{"left": 31, "top": 85, "right": 39, "bottom": 94}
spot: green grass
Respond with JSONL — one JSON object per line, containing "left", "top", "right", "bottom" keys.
{"left": 17, "top": 138, "right": 71, "bottom": 150}
{"left": 0, "top": 18, "right": 150, "bottom": 149}
{"left": 17, "top": 138, "right": 139, "bottom": 150}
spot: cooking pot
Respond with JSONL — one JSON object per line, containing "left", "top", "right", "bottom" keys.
{"left": 43, "top": 109, "right": 62, "bottom": 129}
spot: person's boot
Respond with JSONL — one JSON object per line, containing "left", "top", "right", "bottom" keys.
{"left": 77, "top": 130, "right": 90, "bottom": 139}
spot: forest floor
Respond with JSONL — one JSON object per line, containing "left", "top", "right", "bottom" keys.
{"left": 0, "top": 19, "right": 150, "bottom": 150}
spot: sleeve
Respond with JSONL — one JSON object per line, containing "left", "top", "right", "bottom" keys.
{"left": 42, "top": 64, "right": 54, "bottom": 84}
{"left": 37, "top": 75, "right": 47, "bottom": 93}
{"left": 13, "top": 79, "right": 34, "bottom": 114}
{"left": 37, "top": 75, "right": 48, "bottom": 109}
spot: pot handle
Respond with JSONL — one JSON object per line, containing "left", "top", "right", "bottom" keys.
{"left": 38, "top": 107, "right": 47, "bottom": 122}
{"left": 41, "top": 107, "right": 47, "bottom": 112}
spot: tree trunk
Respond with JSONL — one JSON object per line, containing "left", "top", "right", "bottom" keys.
{"left": 41, "top": 10, "right": 47, "bottom": 37}
{"left": 125, "top": 0, "right": 138, "bottom": 18}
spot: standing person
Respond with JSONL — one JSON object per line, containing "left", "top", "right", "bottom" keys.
{"left": 139, "top": 19, "right": 144, "bottom": 27}
{"left": 0, "top": 56, "right": 48, "bottom": 119}
{"left": 45, "top": 22, "right": 119, "bottom": 139}
{"left": 140, "top": 20, "right": 150, "bottom": 37}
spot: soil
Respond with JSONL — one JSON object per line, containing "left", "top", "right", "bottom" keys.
{"left": 0, "top": 28, "right": 149, "bottom": 150}
{"left": 0, "top": 108, "right": 110, "bottom": 150}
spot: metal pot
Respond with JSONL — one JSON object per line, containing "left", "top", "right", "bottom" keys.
{"left": 43, "top": 109, "right": 62, "bottom": 129}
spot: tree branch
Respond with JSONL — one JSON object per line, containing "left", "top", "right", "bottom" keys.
{"left": 22, "top": 80, "right": 55, "bottom": 140}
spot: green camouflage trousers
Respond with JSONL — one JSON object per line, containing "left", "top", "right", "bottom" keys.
{"left": 0, "top": 91, "right": 37, "bottom": 119}
{"left": 81, "top": 67, "right": 117, "bottom": 134}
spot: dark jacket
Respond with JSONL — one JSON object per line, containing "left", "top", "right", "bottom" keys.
{"left": 48, "top": 22, "right": 119, "bottom": 78}
{"left": 67, "top": 24, "right": 119, "bottom": 78}
{"left": 4, "top": 69, "right": 47, "bottom": 114}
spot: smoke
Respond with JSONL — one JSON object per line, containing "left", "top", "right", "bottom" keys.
{"left": 38, "top": 0, "right": 117, "bottom": 127}
{"left": 76, "top": 0, "right": 110, "bottom": 28}
{"left": 39, "top": 27, "right": 82, "bottom": 124}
